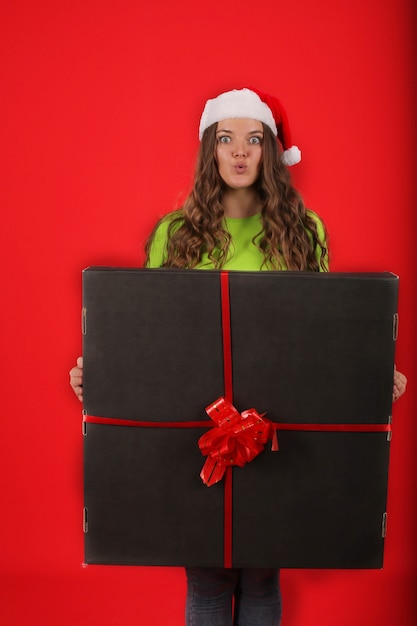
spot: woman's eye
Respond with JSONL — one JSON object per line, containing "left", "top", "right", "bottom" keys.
{"left": 249, "top": 136, "right": 262, "bottom": 144}
{"left": 218, "top": 136, "right": 231, "bottom": 143}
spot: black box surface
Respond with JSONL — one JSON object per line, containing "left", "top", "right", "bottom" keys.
{"left": 82, "top": 268, "right": 398, "bottom": 568}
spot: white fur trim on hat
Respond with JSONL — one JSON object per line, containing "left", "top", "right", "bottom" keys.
{"left": 199, "top": 88, "right": 277, "bottom": 140}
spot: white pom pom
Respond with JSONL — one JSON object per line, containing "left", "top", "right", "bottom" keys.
{"left": 282, "top": 145, "right": 301, "bottom": 166}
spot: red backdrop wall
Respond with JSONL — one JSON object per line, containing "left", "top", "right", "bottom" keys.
{"left": 1, "top": 1, "right": 416, "bottom": 624}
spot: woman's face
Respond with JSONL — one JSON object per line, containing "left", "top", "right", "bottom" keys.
{"left": 215, "top": 118, "right": 263, "bottom": 190}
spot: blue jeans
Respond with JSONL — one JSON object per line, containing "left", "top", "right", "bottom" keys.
{"left": 185, "top": 567, "right": 282, "bottom": 626}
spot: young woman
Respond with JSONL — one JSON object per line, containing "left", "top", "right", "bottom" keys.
{"left": 145, "top": 88, "right": 327, "bottom": 273}
{"left": 70, "top": 87, "right": 407, "bottom": 626}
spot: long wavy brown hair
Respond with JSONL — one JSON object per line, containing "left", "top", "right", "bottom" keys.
{"left": 145, "top": 123, "right": 328, "bottom": 270}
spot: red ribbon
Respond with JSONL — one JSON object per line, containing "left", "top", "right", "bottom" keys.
{"left": 198, "top": 397, "right": 278, "bottom": 486}
{"left": 83, "top": 414, "right": 391, "bottom": 434}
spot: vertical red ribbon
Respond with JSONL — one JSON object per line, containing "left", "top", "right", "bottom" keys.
{"left": 220, "top": 271, "right": 233, "bottom": 568}
{"left": 220, "top": 271, "right": 233, "bottom": 405}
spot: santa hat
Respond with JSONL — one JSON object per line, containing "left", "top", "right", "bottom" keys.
{"left": 199, "top": 87, "right": 301, "bottom": 166}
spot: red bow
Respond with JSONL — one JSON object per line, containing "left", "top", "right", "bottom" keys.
{"left": 198, "top": 397, "right": 278, "bottom": 486}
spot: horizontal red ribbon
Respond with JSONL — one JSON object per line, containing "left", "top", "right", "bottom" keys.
{"left": 83, "top": 413, "right": 391, "bottom": 434}
{"left": 83, "top": 415, "right": 214, "bottom": 429}
{"left": 273, "top": 422, "right": 391, "bottom": 433}
{"left": 83, "top": 411, "right": 392, "bottom": 433}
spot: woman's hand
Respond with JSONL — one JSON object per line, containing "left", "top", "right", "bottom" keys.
{"left": 393, "top": 365, "right": 407, "bottom": 403}
{"left": 69, "top": 356, "right": 83, "bottom": 402}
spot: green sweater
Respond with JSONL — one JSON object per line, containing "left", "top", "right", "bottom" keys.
{"left": 147, "top": 211, "right": 327, "bottom": 271}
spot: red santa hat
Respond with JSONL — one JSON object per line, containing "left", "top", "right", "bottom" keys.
{"left": 199, "top": 87, "right": 301, "bottom": 166}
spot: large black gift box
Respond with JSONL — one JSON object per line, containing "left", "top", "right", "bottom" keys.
{"left": 82, "top": 268, "right": 398, "bottom": 568}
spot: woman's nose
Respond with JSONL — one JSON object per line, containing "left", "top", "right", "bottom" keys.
{"left": 233, "top": 143, "right": 247, "bottom": 157}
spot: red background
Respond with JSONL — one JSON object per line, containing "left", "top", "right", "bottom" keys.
{"left": 1, "top": 1, "right": 416, "bottom": 624}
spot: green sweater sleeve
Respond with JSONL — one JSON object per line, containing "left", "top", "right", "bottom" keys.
{"left": 145, "top": 218, "right": 171, "bottom": 269}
